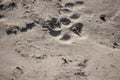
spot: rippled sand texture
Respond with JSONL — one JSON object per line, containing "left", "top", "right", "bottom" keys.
{"left": 0, "top": 0, "right": 120, "bottom": 80}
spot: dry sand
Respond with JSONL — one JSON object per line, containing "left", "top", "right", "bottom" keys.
{"left": 0, "top": 0, "right": 120, "bottom": 80}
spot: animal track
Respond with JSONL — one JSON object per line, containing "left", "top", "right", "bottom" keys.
{"left": 41, "top": 1, "right": 87, "bottom": 42}
{"left": 0, "top": 15, "right": 4, "bottom": 19}
{"left": 0, "top": 0, "right": 16, "bottom": 10}
{"left": 42, "top": 17, "right": 62, "bottom": 37}
{"left": 12, "top": 67, "right": 23, "bottom": 80}
{"left": 6, "top": 25, "right": 19, "bottom": 35}
{"left": 43, "top": 18, "right": 61, "bottom": 30}
{"left": 55, "top": 57, "right": 88, "bottom": 80}
{"left": 49, "top": 29, "right": 62, "bottom": 37}
{"left": 100, "top": 14, "right": 106, "bottom": 22}
{"left": 75, "top": 1, "right": 84, "bottom": 5}
{"left": 60, "top": 8, "right": 72, "bottom": 14}
{"left": 60, "top": 34, "right": 71, "bottom": 41}
{"left": 5, "top": 22, "right": 35, "bottom": 35}
{"left": 70, "top": 23, "right": 83, "bottom": 36}
{"left": 20, "top": 22, "right": 35, "bottom": 32}
{"left": 64, "top": 1, "right": 85, "bottom": 8}
{"left": 60, "top": 18, "right": 71, "bottom": 25}
{"left": 65, "top": 2, "right": 75, "bottom": 8}
{"left": 70, "top": 13, "right": 80, "bottom": 19}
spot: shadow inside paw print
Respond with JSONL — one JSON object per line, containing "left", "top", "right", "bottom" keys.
{"left": 0, "top": 15, "right": 4, "bottom": 18}
{"left": 20, "top": 22, "right": 35, "bottom": 32}
{"left": 60, "top": 18, "right": 71, "bottom": 25}
{"left": 100, "top": 15, "right": 106, "bottom": 22}
{"left": 60, "top": 34, "right": 71, "bottom": 41}
{"left": 0, "top": 1, "right": 16, "bottom": 10}
{"left": 74, "top": 71, "right": 87, "bottom": 76}
{"left": 45, "top": 18, "right": 61, "bottom": 29}
{"left": 60, "top": 8, "right": 72, "bottom": 14}
{"left": 70, "top": 23, "right": 83, "bottom": 36}
{"left": 6, "top": 25, "right": 19, "bottom": 35}
{"left": 6, "top": 30, "right": 17, "bottom": 35}
{"left": 75, "top": 1, "right": 84, "bottom": 5}
{"left": 20, "top": 28, "right": 27, "bottom": 32}
{"left": 49, "top": 29, "right": 61, "bottom": 37}
{"left": 42, "top": 17, "right": 62, "bottom": 37}
{"left": 65, "top": 2, "right": 74, "bottom": 7}
{"left": 6, "top": 22, "right": 35, "bottom": 35}
{"left": 70, "top": 13, "right": 80, "bottom": 19}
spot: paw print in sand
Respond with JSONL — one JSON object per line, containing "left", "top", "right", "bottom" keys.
{"left": 42, "top": 1, "right": 87, "bottom": 43}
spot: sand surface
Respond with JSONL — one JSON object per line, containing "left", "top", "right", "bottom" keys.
{"left": 0, "top": 0, "right": 120, "bottom": 80}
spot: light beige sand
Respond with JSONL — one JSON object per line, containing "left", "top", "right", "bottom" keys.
{"left": 0, "top": 0, "right": 120, "bottom": 80}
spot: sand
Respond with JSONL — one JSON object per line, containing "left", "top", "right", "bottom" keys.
{"left": 0, "top": 0, "right": 120, "bottom": 80}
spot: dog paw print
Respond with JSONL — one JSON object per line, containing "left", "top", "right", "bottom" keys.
{"left": 5, "top": 22, "right": 35, "bottom": 35}
{"left": 42, "top": 1, "right": 87, "bottom": 42}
